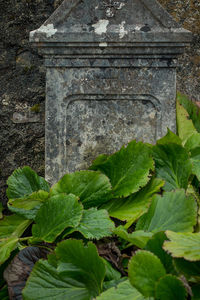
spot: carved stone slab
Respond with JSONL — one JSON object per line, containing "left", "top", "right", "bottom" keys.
{"left": 30, "top": 0, "right": 191, "bottom": 183}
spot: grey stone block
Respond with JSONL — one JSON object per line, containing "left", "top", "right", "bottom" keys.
{"left": 30, "top": 0, "right": 191, "bottom": 183}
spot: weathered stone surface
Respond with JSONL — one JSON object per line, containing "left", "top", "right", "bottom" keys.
{"left": 45, "top": 66, "right": 176, "bottom": 182}
{"left": 0, "top": 0, "right": 199, "bottom": 204}
{"left": 30, "top": 0, "right": 191, "bottom": 183}
{"left": 0, "top": 0, "right": 54, "bottom": 205}
{"left": 159, "top": 0, "right": 200, "bottom": 100}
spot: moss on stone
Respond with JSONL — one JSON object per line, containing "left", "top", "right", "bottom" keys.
{"left": 30, "top": 104, "right": 41, "bottom": 113}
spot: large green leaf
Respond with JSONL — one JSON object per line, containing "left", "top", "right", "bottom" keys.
{"left": 23, "top": 240, "right": 105, "bottom": 300}
{"left": 192, "top": 285, "right": 200, "bottom": 300}
{"left": 152, "top": 143, "right": 192, "bottom": 191}
{"left": 32, "top": 194, "right": 83, "bottom": 243}
{"left": 0, "top": 237, "right": 19, "bottom": 265}
{"left": 136, "top": 190, "right": 197, "bottom": 233}
{"left": 197, "top": 205, "right": 200, "bottom": 233}
{"left": 102, "top": 260, "right": 124, "bottom": 292}
{"left": 163, "top": 231, "right": 200, "bottom": 261}
{"left": 184, "top": 133, "right": 200, "bottom": 151}
{"left": 176, "top": 100, "right": 197, "bottom": 143}
{"left": 177, "top": 92, "right": 200, "bottom": 133}
{"left": 103, "top": 278, "right": 126, "bottom": 292}
{"left": 102, "top": 259, "right": 122, "bottom": 291}
{"left": 6, "top": 167, "right": 50, "bottom": 199}
{"left": 186, "top": 184, "right": 200, "bottom": 233}
{"left": 90, "top": 140, "right": 154, "bottom": 198}
{"left": 128, "top": 250, "right": 166, "bottom": 297}
{"left": 155, "top": 274, "right": 187, "bottom": 300}
{"left": 103, "top": 259, "right": 121, "bottom": 282}
{"left": 174, "top": 258, "right": 200, "bottom": 280}
{"left": 0, "top": 215, "right": 31, "bottom": 239}
{"left": 97, "top": 280, "right": 145, "bottom": 300}
{"left": 114, "top": 226, "right": 153, "bottom": 249}
{"left": 76, "top": 208, "right": 115, "bottom": 240}
{"left": 144, "top": 232, "right": 174, "bottom": 274}
{"left": 23, "top": 259, "right": 92, "bottom": 300}
{"left": 89, "top": 154, "right": 109, "bottom": 169}
{"left": 8, "top": 191, "right": 49, "bottom": 220}
{"left": 0, "top": 215, "right": 31, "bottom": 264}
{"left": 0, "top": 203, "right": 3, "bottom": 219}
{"left": 190, "top": 147, "right": 200, "bottom": 181}
{"left": 157, "top": 129, "right": 182, "bottom": 146}
{"left": 56, "top": 239, "right": 105, "bottom": 297}
{"left": 0, "top": 285, "right": 9, "bottom": 300}
{"left": 51, "top": 171, "right": 112, "bottom": 208}
{"left": 102, "top": 178, "right": 164, "bottom": 226}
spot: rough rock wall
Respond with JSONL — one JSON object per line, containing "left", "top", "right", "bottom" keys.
{"left": 0, "top": 0, "right": 199, "bottom": 204}
{"left": 159, "top": 0, "right": 200, "bottom": 99}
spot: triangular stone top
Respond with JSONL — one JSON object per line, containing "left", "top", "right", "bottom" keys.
{"left": 30, "top": 0, "right": 191, "bottom": 44}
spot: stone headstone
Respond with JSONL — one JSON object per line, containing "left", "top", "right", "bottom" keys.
{"left": 30, "top": 0, "right": 191, "bottom": 184}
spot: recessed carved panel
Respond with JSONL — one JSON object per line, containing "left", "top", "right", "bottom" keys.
{"left": 64, "top": 94, "right": 161, "bottom": 171}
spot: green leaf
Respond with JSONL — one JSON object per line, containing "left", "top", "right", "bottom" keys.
{"left": 190, "top": 147, "right": 200, "bottom": 181}
{"left": 6, "top": 167, "right": 50, "bottom": 199}
{"left": 90, "top": 140, "right": 154, "bottom": 198}
{"left": 76, "top": 208, "right": 115, "bottom": 240}
{"left": 23, "top": 240, "right": 106, "bottom": 299}
{"left": 155, "top": 274, "right": 187, "bottom": 300}
{"left": 157, "top": 129, "right": 182, "bottom": 145}
{"left": 174, "top": 258, "right": 200, "bottom": 280}
{"left": 0, "top": 215, "right": 31, "bottom": 265}
{"left": 51, "top": 170, "right": 112, "bottom": 208}
{"left": 176, "top": 100, "right": 197, "bottom": 143}
{"left": 163, "top": 231, "right": 200, "bottom": 261}
{"left": 152, "top": 143, "right": 192, "bottom": 191}
{"left": 136, "top": 190, "right": 197, "bottom": 233}
{"left": 192, "top": 285, "right": 200, "bottom": 300}
{"left": 0, "top": 285, "right": 9, "bottom": 300}
{"left": 0, "top": 237, "right": 19, "bottom": 265}
{"left": 103, "top": 259, "right": 121, "bottom": 282}
{"left": 23, "top": 259, "right": 91, "bottom": 300}
{"left": 114, "top": 226, "right": 153, "bottom": 248}
{"left": 103, "top": 178, "right": 164, "bottom": 226}
{"left": 144, "top": 232, "right": 174, "bottom": 274}
{"left": 97, "top": 280, "right": 146, "bottom": 300}
{"left": 8, "top": 191, "right": 49, "bottom": 220}
{"left": 186, "top": 184, "right": 200, "bottom": 206}
{"left": 89, "top": 154, "right": 109, "bottom": 170}
{"left": 128, "top": 250, "right": 166, "bottom": 297}
{"left": 184, "top": 133, "right": 200, "bottom": 151}
{"left": 0, "top": 203, "right": 3, "bottom": 219}
{"left": 32, "top": 194, "right": 83, "bottom": 243}
{"left": 177, "top": 92, "right": 200, "bottom": 133}
{"left": 103, "top": 278, "right": 126, "bottom": 292}
{"left": 56, "top": 239, "right": 105, "bottom": 297}
{"left": 0, "top": 215, "right": 31, "bottom": 239}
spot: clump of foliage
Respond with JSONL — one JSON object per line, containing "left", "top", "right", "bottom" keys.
{"left": 0, "top": 93, "right": 200, "bottom": 300}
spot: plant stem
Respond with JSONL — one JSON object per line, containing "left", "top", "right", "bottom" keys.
{"left": 19, "top": 236, "right": 32, "bottom": 241}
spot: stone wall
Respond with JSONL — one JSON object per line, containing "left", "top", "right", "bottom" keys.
{"left": 0, "top": 0, "right": 199, "bottom": 204}
{"left": 159, "top": 0, "right": 200, "bottom": 98}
